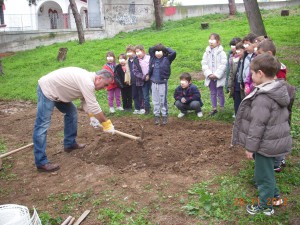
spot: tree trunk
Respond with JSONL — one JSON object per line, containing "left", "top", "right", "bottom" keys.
{"left": 243, "top": 0, "right": 267, "bottom": 36}
{"left": 153, "top": 0, "right": 163, "bottom": 30}
{"left": 228, "top": 0, "right": 237, "bottom": 15}
{"left": 69, "top": 0, "right": 85, "bottom": 44}
{"left": 57, "top": 48, "right": 68, "bottom": 62}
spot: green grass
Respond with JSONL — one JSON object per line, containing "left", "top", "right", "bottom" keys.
{"left": 97, "top": 203, "right": 151, "bottom": 225}
{"left": 0, "top": 5, "right": 299, "bottom": 225}
{"left": 0, "top": 138, "right": 6, "bottom": 154}
{"left": 183, "top": 159, "right": 300, "bottom": 224}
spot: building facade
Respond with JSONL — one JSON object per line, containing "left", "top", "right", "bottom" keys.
{"left": 1, "top": 0, "right": 89, "bottom": 31}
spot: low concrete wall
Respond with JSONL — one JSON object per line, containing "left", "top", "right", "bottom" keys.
{"left": 162, "top": 0, "right": 300, "bottom": 21}
{"left": 0, "top": 29, "right": 107, "bottom": 53}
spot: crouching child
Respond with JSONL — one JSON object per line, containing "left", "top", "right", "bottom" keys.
{"left": 174, "top": 73, "right": 204, "bottom": 118}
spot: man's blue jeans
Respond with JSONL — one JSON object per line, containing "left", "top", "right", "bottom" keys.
{"left": 33, "top": 86, "right": 78, "bottom": 167}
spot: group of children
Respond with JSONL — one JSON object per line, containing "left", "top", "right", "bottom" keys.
{"left": 101, "top": 44, "right": 176, "bottom": 125}
{"left": 201, "top": 32, "right": 295, "bottom": 216}
{"left": 98, "top": 33, "right": 295, "bottom": 216}
{"left": 100, "top": 35, "right": 225, "bottom": 125}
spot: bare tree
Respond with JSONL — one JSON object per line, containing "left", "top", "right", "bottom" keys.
{"left": 228, "top": 0, "right": 237, "bottom": 15}
{"left": 69, "top": 0, "right": 85, "bottom": 44}
{"left": 243, "top": 0, "right": 267, "bottom": 36}
{"left": 153, "top": 0, "right": 163, "bottom": 30}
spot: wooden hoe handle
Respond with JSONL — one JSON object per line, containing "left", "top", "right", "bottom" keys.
{"left": 0, "top": 143, "right": 34, "bottom": 159}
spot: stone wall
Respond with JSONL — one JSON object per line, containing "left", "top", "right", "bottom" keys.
{"left": 102, "top": 0, "right": 154, "bottom": 37}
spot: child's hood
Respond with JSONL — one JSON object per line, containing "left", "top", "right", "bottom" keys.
{"left": 256, "top": 80, "right": 290, "bottom": 107}
{"left": 205, "top": 45, "right": 224, "bottom": 54}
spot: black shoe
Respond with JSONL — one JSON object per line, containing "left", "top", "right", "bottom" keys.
{"left": 209, "top": 109, "right": 218, "bottom": 116}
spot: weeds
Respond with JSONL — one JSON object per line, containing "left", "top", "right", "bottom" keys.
{"left": 0, "top": 137, "right": 6, "bottom": 154}
{"left": 39, "top": 211, "right": 62, "bottom": 225}
{"left": 97, "top": 203, "right": 151, "bottom": 225}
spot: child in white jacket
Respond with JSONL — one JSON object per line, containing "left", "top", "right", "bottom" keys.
{"left": 201, "top": 33, "right": 227, "bottom": 116}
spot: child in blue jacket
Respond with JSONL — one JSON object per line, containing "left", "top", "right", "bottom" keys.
{"left": 149, "top": 43, "right": 176, "bottom": 125}
{"left": 174, "top": 73, "right": 203, "bottom": 118}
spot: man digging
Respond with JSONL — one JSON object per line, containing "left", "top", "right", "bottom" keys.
{"left": 33, "top": 67, "right": 115, "bottom": 172}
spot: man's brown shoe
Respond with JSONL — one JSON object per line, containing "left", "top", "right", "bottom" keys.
{"left": 37, "top": 163, "right": 60, "bottom": 172}
{"left": 64, "top": 143, "right": 86, "bottom": 153}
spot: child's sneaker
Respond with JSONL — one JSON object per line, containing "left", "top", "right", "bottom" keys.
{"left": 246, "top": 204, "right": 274, "bottom": 216}
{"left": 273, "top": 195, "right": 284, "bottom": 206}
{"left": 133, "top": 109, "right": 140, "bottom": 114}
{"left": 162, "top": 116, "right": 168, "bottom": 125}
{"left": 178, "top": 112, "right": 186, "bottom": 118}
{"left": 274, "top": 166, "right": 282, "bottom": 173}
{"left": 116, "top": 106, "right": 124, "bottom": 111}
{"left": 281, "top": 159, "right": 286, "bottom": 167}
{"left": 139, "top": 109, "right": 145, "bottom": 114}
{"left": 209, "top": 109, "right": 218, "bottom": 116}
{"left": 154, "top": 116, "right": 160, "bottom": 125}
{"left": 109, "top": 107, "right": 115, "bottom": 113}
{"left": 197, "top": 112, "right": 203, "bottom": 118}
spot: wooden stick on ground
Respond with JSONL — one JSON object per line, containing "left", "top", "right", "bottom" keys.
{"left": 68, "top": 217, "right": 76, "bottom": 225}
{"left": 73, "top": 210, "right": 91, "bottom": 225}
{"left": 0, "top": 143, "right": 34, "bottom": 170}
{"left": 61, "top": 215, "right": 72, "bottom": 225}
{"left": 0, "top": 143, "right": 34, "bottom": 159}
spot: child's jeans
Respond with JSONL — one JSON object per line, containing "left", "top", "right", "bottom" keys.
{"left": 108, "top": 87, "right": 121, "bottom": 108}
{"left": 234, "top": 91, "right": 242, "bottom": 115}
{"left": 254, "top": 153, "right": 280, "bottom": 209}
{"left": 132, "top": 84, "right": 143, "bottom": 110}
{"left": 142, "top": 80, "right": 151, "bottom": 111}
{"left": 274, "top": 155, "right": 285, "bottom": 168}
{"left": 209, "top": 80, "right": 225, "bottom": 109}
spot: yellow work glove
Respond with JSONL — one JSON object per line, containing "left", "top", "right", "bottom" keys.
{"left": 101, "top": 119, "right": 115, "bottom": 134}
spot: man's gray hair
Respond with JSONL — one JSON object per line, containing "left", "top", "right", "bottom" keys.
{"left": 95, "top": 69, "right": 113, "bottom": 79}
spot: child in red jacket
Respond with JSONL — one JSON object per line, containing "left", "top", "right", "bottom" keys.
{"left": 103, "top": 51, "right": 123, "bottom": 113}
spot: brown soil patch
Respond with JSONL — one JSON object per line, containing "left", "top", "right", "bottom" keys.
{"left": 0, "top": 52, "right": 15, "bottom": 58}
{"left": 0, "top": 100, "right": 244, "bottom": 224}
